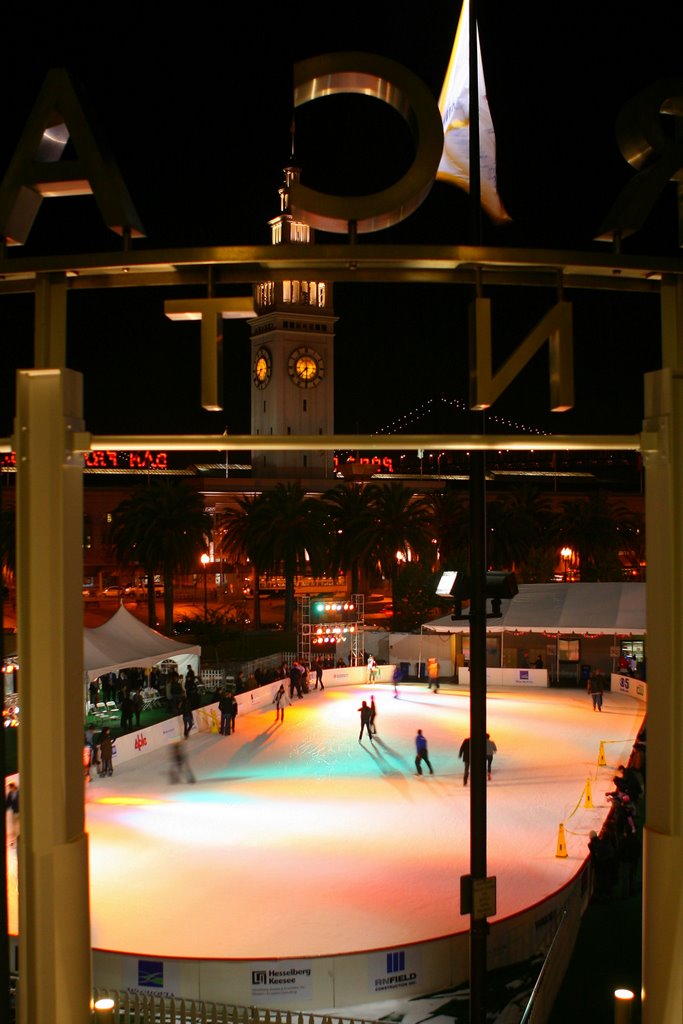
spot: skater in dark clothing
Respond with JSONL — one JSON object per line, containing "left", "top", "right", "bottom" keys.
{"left": 358, "top": 701, "right": 374, "bottom": 741}
{"left": 181, "top": 694, "right": 194, "bottom": 738}
{"left": 169, "top": 741, "right": 195, "bottom": 783}
{"left": 415, "top": 730, "right": 434, "bottom": 775}
{"left": 229, "top": 693, "right": 238, "bottom": 734}
{"left": 459, "top": 736, "right": 470, "bottom": 785}
{"left": 99, "top": 727, "right": 114, "bottom": 777}
{"left": 369, "top": 695, "right": 378, "bottom": 735}
{"left": 314, "top": 659, "right": 324, "bottom": 689}
{"left": 218, "top": 689, "right": 231, "bottom": 735}
{"left": 486, "top": 733, "right": 497, "bottom": 780}
{"left": 587, "top": 672, "right": 604, "bottom": 711}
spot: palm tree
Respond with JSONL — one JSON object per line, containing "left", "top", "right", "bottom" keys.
{"left": 321, "top": 482, "right": 377, "bottom": 595}
{"left": 487, "top": 485, "right": 553, "bottom": 581}
{"left": 423, "top": 488, "right": 470, "bottom": 574}
{"left": 217, "top": 493, "right": 270, "bottom": 628}
{"left": 551, "top": 491, "right": 626, "bottom": 582}
{"left": 362, "top": 482, "right": 432, "bottom": 624}
{"left": 109, "top": 479, "right": 211, "bottom": 632}
{"left": 256, "top": 483, "right": 330, "bottom": 631}
{"left": 617, "top": 509, "right": 646, "bottom": 580}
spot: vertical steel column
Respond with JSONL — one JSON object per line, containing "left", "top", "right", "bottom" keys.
{"left": 468, "top": 448, "right": 488, "bottom": 1024}
{"left": 15, "top": 368, "right": 92, "bottom": 1024}
{"left": 33, "top": 273, "right": 68, "bottom": 368}
{"left": 641, "top": 276, "right": 683, "bottom": 1024}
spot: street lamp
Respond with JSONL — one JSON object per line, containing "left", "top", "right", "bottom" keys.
{"left": 200, "top": 553, "right": 210, "bottom": 619}
{"left": 561, "top": 546, "right": 573, "bottom": 580}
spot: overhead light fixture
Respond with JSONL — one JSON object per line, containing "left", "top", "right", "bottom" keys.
{"left": 436, "top": 569, "right": 518, "bottom": 620}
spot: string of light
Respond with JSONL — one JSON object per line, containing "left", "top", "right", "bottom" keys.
{"left": 373, "top": 396, "right": 549, "bottom": 437}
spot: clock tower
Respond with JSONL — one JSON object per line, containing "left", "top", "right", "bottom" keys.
{"left": 249, "top": 164, "right": 337, "bottom": 478}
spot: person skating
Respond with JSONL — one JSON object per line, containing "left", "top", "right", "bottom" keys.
{"left": 415, "top": 729, "right": 434, "bottom": 775}
{"left": 369, "top": 695, "right": 378, "bottom": 735}
{"left": 486, "top": 732, "right": 497, "bottom": 780}
{"left": 459, "top": 736, "right": 470, "bottom": 786}
{"left": 99, "top": 727, "right": 114, "bottom": 777}
{"left": 358, "top": 700, "right": 374, "bottom": 741}
{"left": 273, "top": 683, "right": 291, "bottom": 723}
{"left": 181, "top": 692, "right": 194, "bottom": 738}
{"left": 169, "top": 740, "right": 195, "bottom": 784}
{"left": 587, "top": 671, "right": 604, "bottom": 711}
{"left": 5, "top": 782, "right": 19, "bottom": 844}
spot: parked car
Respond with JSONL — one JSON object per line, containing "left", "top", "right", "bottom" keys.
{"left": 173, "top": 619, "right": 196, "bottom": 636}
{"left": 102, "top": 585, "right": 134, "bottom": 597}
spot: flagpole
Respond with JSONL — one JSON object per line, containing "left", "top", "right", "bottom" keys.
{"left": 467, "top": 3, "right": 489, "bottom": 1024}
{"left": 469, "top": 0, "right": 481, "bottom": 243}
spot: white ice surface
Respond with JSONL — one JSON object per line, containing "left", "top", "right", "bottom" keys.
{"left": 7, "top": 683, "right": 644, "bottom": 962}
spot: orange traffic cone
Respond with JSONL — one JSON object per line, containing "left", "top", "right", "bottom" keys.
{"left": 584, "top": 778, "right": 594, "bottom": 808}
{"left": 598, "top": 741, "right": 607, "bottom": 767}
{"left": 556, "top": 823, "right": 568, "bottom": 858}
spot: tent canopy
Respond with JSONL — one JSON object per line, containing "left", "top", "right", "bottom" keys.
{"left": 424, "top": 582, "right": 646, "bottom": 635}
{"left": 84, "top": 605, "right": 201, "bottom": 680}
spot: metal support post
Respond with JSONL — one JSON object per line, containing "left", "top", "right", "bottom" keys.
{"left": 639, "top": 275, "right": 683, "bottom": 1023}
{"left": 15, "top": 368, "right": 92, "bottom": 1024}
{"left": 468, "top": 448, "right": 488, "bottom": 1024}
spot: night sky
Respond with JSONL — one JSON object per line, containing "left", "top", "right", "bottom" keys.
{"left": 0, "top": 1, "right": 681, "bottom": 443}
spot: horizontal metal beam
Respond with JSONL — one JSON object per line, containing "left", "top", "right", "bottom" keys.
{"left": 0, "top": 243, "right": 680, "bottom": 295}
{"left": 75, "top": 432, "right": 642, "bottom": 453}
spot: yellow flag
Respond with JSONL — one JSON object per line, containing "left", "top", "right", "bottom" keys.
{"left": 437, "top": 0, "right": 511, "bottom": 223}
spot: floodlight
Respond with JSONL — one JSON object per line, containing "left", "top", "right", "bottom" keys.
{"left": 436, "top": 570, "right": 459, "bottom": 597}
{"left": 437, "top": 569, "right": 518, "bottom": 620}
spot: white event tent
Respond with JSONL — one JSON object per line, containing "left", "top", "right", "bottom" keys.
{"left": 84, "top": 604, "right": 201, "bottom": 681}
{"left": 423, "top": 582, "right": 646, "bottom": 636}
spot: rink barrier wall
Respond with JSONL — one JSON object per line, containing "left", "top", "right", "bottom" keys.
{"left": 81, "top": 862, "right": 591, "bottom": 1010}
{"left": 610, "top": 673, "right": 647, "bottom": 702}
{"left": 456, "top": 667, "right": 549, "bottom": 688}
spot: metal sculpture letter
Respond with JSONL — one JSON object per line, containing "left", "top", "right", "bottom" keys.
{"left": 597, "top": 78, "right": 683, "bottom": 246}
{"left": 288, "top": 53, "right": 444, "bottom": 235}
{"left": 469, "top": 298, "right": 574, "bottom": 412}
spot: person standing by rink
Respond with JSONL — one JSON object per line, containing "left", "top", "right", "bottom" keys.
{"left": 229, "top": 693, "right": 239, "bottom": 734}
{"left": 459, "top": 735, "right": 471, "bottom": 786}
{"left": 358, "top": 700, "right": 374, "bottom": 741}
{"left": 415, "top": 730, "right": 434, "bottom": 775}
{"left": 367, "top": 654, "right": 377, "bottom": 683}
{"left": 218, "top": 688, "right": 231, "bottom": 735}
{"left": 486, "top": 733, "right": 497, "bottom": 780}
{"left": 587, "top": 671, "right": 604, "bottom": 711}
{"left": 273, "top": 682, "right": 291, "bottom": 723}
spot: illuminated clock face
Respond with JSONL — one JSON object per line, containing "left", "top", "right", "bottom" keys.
{"left": 288, "top": 346, "right": 324, "bottom": 388}
{"left": 253, "top": 347, "right": 272, "bottom": 389}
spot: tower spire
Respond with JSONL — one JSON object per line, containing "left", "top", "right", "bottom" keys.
{"left": 268, "top": 126, "right": 313, "bottom": 246}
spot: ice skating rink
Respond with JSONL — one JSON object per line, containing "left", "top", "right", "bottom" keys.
{"left": 6, "top": 683, "right": 644, "bottom": 961}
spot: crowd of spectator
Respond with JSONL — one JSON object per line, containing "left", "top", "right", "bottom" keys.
{"left": 588, "top": 725, "right": 646, "bottom": 901}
